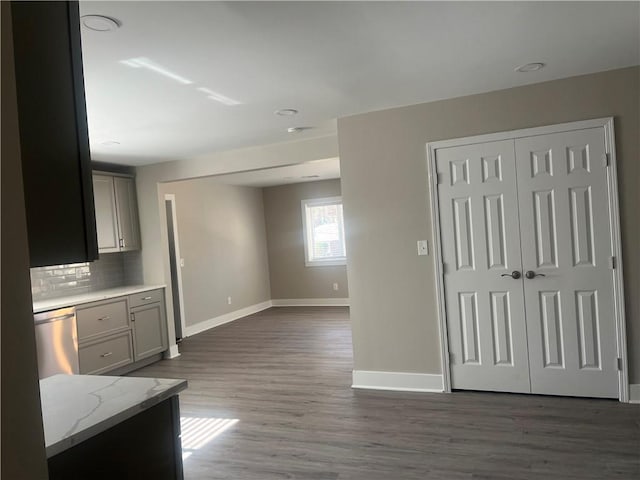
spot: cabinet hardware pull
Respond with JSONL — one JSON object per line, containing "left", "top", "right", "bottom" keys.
{"left": 101, "top": 352, "right": 113, "bottom": 357}
{"left": 141, "top": 296, "right": 152, "bottom": 300}
{"left": 98, "top": 316, "right": 110, "bottom": 321}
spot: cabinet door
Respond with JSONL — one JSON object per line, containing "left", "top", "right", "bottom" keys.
{"left": 92, "top": 175, "right": 120, "bottom": 253}
{"left": 12, "top": 1, "right": 98, "bottom": 267}
{"left": 114, "top": 177, "right": 141, "bottom": 251}
{"left": 131, "top": 303, "right": 168, "bottom": 361}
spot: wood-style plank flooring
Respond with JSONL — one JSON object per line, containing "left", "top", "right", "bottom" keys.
{"left": 131, "top": 307, "right": 640, "bottom": 479}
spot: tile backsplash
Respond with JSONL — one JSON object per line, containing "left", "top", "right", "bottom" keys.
{"left": 30, "top": 251, "right": 143, "bottom": 301}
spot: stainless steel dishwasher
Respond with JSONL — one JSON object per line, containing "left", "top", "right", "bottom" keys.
{"left": 34, "top": 306, "right": 79, "bottom": 379}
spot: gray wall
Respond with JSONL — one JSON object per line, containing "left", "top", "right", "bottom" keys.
{"left": 136, "top": 137, "right": 338, "bottom": 350}
{"left": 159, "top": 178, "right": 271, "bottom": 327}
{"left": 1, "top": 2, "right": 49, "bottom": 477}
{"left": 263, "top": 179, "right": 349, "bottom": 300}
{"left": 338, "top": 67, "right": 640, "bottom": 382}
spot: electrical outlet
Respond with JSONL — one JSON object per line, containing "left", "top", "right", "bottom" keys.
{"left": 333, "top": 283, "right": 339, "bottom": 291}
{"left": 227, "top": 296, "right": 232, "bottom": 305}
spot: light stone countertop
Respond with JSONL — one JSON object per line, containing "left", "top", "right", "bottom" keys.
{"left": 33, "top": 284, "right": 166, "bottom": 313}
{"left": 40, "top": 374, "right": 188, "bottom": 458}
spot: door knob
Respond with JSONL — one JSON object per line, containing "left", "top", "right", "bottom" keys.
{"left": 501, "top": 271, "right": 521, "bottom": 279}
{"left": 525, "top": 270, "right": 546, "bottom": 279}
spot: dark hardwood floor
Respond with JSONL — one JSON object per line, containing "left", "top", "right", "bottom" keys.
{"left": 131, "top": 307, "right": 640, "bottom": 479}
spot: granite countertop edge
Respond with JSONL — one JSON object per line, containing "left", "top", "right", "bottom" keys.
{"left": 33, "top": 285, "right": 167, "bottom": 313}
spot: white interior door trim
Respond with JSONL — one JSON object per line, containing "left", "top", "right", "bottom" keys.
{"left": 603, "top": 119, "right": 629, "bottom": 403}
{"left": 426, "top": 117, "right": 629, "bottom": 402}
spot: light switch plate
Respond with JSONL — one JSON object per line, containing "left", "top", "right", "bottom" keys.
{"left": 417, "top": 240, "right": 429, "bottom": 256}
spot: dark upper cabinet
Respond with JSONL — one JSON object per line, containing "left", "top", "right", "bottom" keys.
{"left": 11, "top": 1, "right": 98, "bottom": 267}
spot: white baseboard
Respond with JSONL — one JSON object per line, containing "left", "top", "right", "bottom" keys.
{"left": 352, "top": 370, "right": 444, "bottom": 393}
{"left": 165, "top": 344, "right": 181, "bottom": 359}
{"left": 271, "top": 298, "right": 349, "bottom": 307}
{"left": 630, "top": 384, "right": 640, "bottom": 404}
{"left": 184, "top": 300, "right": 272, "bottom": 337}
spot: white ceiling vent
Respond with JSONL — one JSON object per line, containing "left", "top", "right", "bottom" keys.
{"left": 81, "top": 15, "right": 121, "bottom": 32}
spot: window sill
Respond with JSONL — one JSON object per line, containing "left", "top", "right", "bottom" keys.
{"left": 305, "top": 259, "right": 346, "bottom": 267}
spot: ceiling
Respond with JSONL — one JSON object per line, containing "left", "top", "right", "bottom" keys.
{"left": 79, "top": 1, "right": 640, "bottom": 166}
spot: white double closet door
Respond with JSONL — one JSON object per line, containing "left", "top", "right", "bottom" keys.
{"left": 436, "top": 125, "right": 619, "bottom": 398}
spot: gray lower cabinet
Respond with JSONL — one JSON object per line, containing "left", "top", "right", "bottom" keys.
{"left": 131, "top": 303, "right": 168, "bottom": 361}
{"left": 79, "top": 332, "right": 135, "bottom": 375}
{"left": 77, "top": 289, "right": 167, "bottom": 374}
{"left": 76, "top": 298, "right": 129, "bottom": 342}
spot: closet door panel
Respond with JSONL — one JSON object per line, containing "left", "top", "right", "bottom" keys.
{"left": 436, "top": 140, "right": 530, "bottom": 393}
{"left": 515, "top": 127, "right": 618, "bottom": 398}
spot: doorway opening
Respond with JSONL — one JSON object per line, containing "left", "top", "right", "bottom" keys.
{"left": 165, "top": 194, "right": 186, "bottom": 342}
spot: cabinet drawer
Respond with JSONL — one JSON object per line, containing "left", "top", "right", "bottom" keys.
{"left": 128, "top": 289, "right": 163, "bottom": 309}
{"left": 77, "top": 298, "right": 129, "bottom": 342}
{"left": 79, "top": 332, "right": 133, "bottom": 375}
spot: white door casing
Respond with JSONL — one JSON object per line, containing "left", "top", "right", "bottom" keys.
{"left": 516, "top": 128, "right": 618, "bottom": 398}
{"left": 436, "top": 140, "right": 531, "bottom": 393}
{"left": 428, "top": 118, "right": 627, "bottom": 401}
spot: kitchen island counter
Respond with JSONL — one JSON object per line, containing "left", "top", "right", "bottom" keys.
{"left": 41, "top": 374, "right": 187, "bottom": 480}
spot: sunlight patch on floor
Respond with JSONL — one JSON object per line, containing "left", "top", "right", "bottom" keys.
{"left": 180, "top": 417, "right": 239, "bottom": 460}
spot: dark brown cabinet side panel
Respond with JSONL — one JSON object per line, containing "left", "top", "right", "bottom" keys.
{"left": 47, "top": 397, "right": 184, "bottom": 480}
{"left": 11, "top": 1, "right": 98, "bottom": 267}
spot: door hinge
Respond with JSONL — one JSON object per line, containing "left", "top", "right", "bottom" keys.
{"left": 617, "top": 357, "right": 623, "bottom": 371}
{"left": 609, "top": 256, "right": 616, "bottom": 269}
{"left": 131, "top": 313, "right": 135, "bottom": 322}
{"left": 449, "top": 352, "right": 455, "bottom": 365}
{"left": 436, "top": 172, "right": 443, "bottom": 184}
{"left": 602, "top": 153, "right": 610, "bottom": 167}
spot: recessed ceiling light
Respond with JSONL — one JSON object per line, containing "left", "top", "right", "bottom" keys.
{"left": 275, "top": 109, "right": 298, "bottom": 116}
{"left": 81, "top": 15, "right": 121, "bottom": 32}
{"left": 100, "top": 140, "right": 120, "bottom": 146}
{"left": 515, "top": 62, "right": 545, "bottom": 73}
{"left": 287, "top": 126, "right": 311, "bottom": 133}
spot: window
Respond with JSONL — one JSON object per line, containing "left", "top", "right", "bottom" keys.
{"left": 301, "top": 196, "right": 346, "bottom": 266}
